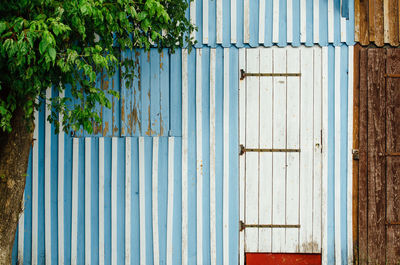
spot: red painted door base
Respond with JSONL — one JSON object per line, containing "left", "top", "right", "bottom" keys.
{"left": 246, "top": 253, "right": 322, "bottom": 265}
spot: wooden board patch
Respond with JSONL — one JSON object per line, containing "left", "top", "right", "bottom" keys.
{"left": 246, "top": 253, "right": 321, "bottom": 265}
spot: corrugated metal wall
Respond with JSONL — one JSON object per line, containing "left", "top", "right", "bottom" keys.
{"left": 355, "top": 0, "right": 400, "bottom": 46}
{"left": 11, "top": 0, "right": 356, "bottom": 264}
{"left": 12, "top": 45, "right": 353, "bottom": 265}
{"left": 189, "top": 0, "right": 355, "bottom": 47}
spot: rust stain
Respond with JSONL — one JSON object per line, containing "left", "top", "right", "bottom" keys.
{"left": 121, "top": 97, "right": 126, "bottom": 135}
{"left": 113, "top": 125, "right": 118, "bottom": 134}
{"left": 138, "top": 65, "right": 141, "bottom": 92}
{"left": 103, "top": 121, "right": 109, "bottom": 136}
{"left": 147, "top": 51, "right": 150, "bottom": 62}
{"left": 101, "top": 72, "right": 109, "bottom": 91}
{"left": 112, "top": 93, "right": 115, "bottom": 137}
{"left": 160, "top": 112, "right": 164, "bottom": 136}
{"left": 160, "top": 51, "right": 164, "bottom": 69}
{"left": 145, "top": 91, "right": 155, "bottom": 136}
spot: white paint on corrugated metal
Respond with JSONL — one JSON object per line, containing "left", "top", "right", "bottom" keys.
{"left": 244, "top": 0, "right": 250, "bottom": 43}
{"left": 301, "top": 0, "right": 306, "bottom": 43}
{"left": 273, "top": 0, "right": 279, "bottom": 43}
{"left": 230, "top": 0, "right": 237, "bottom": 43}
{"left": 209, "top": 48, "right": 217, "bottom": 265}
{"left": 314, "top": 0, "right": 320, "bottom": 43}
{"left": 71, "top": 138, "right": 79, "bottom": 265}
{"left": 217, "top": 0, "right": 223, "bottom": 43}
{"left": 223, "top": 48, "right": 230, "bottom": 265}
{"left": 203, "top": 0, "right": 208, "bottom": 44}
{"left": 166, "top": 137, "right": 174, "bottom": 265}
{"left": 181, "top": 49, "right": 189, "bottom": 265}
{"left": 139, "top": 137, "right": 146, "bottom": 265}
{"left": 152, "top": 137, "right": 160, "bottom": 265}
{"left": 241, "top": 46, "right": 326, "bottom": 255}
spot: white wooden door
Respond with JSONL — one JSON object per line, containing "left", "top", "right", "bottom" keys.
{"left": 239, "top": 47, "right": 326, "bottom": 256}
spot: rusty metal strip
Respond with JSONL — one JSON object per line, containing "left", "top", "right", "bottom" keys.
{"left": 239, "top": 221, "right": 300, "bottom": 231}
{"left": 385, "top": 221, "right": 400, "bottom": 225}
{"left": 240, "top": 69, "right": 301, "bottom": 80}
{"left": 384, "top": 74, "right": 400, "bottom": 78}
{"left": 378, "top": 152, "right": 400, "bottom": 156}
{"left": 239, "top": 145, "right": 300, "bottom": 155}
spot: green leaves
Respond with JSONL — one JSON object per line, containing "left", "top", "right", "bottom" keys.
{"left": 0, "top": 0, "right": 195, "bottom": 134}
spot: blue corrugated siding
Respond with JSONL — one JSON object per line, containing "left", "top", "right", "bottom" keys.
{"left": 13, "top": 0, "right": 355, "bottom": 263}
{"left": 13, "top": 44, "right": 352, "bottom": 264}
{"left": 190, "top": 0, "right": 354, "bottom": 47}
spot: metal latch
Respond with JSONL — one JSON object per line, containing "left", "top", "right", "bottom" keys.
{"left": 239, "top": 144, "right": 300, "bottom": 155}
{"left": 240, "top": 220, "right": 300, "bottom": 232}
{"left": 352, "top": 149, "right": 359, "bottom": 160}
{"left": 240, "top": 69, "right": 301, "bottom": 80}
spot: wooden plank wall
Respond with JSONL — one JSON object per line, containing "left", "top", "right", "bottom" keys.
{"left": 355, "top": 47, "right": 400, "bottom": 264}
{"left": 355, "top": 0, "right": 400, "bottom": 46}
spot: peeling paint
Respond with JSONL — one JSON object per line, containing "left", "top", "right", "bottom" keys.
{"left": 160, "top": 51, "right": 164, "bottom": 70}
{"left": 112, "top": 80, "right": 115, "bottom": 137}
{"left": 300, "top": 241, "right": 319, "bottom": 253}
{"left": 146, "top": 90, "right": 156, "bottom": 136}
{"left": 103, "top": 121, "right": 109, "bottom": 136}
{"left": 159, "top": 111, "right": 164, "bottom": 136}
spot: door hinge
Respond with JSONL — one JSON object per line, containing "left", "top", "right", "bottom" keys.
{"left": 239, "top": 220, "right": 300, "bottom": 231}
{"left": 240, "top": 69, "right": 301, "bottom": 80}
{"left": 239, "top": 144, "right": 300, "bottom": 155}
{"left": 352, "top": 149, "right": 359, "bottom": 160}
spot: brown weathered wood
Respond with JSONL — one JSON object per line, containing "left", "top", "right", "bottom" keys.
{"left": 353, "top": 44, "right": 361, "bottom": 264}
{"left": 366, "top": 48, "right": 386, "bottom": 265}
{"left": 369, "top": 0, "right": 376, "bottom": 42}
{"left": 397, "top": 1, "right": 400, "bottom": 41}
{"left": 355, "top": 0, "right": 361, "bottom": 42}
{"left": 358, "top": 48, "right": 369, "bottom": 265}
{"left": 384, "top": 0, "right": 390, "bottom": 44}
{"left": 360, "top": 0, "right": 370, "bottom": 45}
{"left": 389, "top": 0, "right": 400, "bottom": 46}
{"left": 385, "top": 49, "right": 400, "bottom": 263}
{"left": 374, "top": 0, "right": 385, "bottom": 46}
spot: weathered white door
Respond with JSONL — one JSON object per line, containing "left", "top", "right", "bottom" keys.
{"left": 239, "top": 46, "right": 326, "bottom": 257}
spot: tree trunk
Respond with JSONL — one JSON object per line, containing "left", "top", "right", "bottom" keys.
{"left": 0, "top": 107, "right": 33, "bottom": 264}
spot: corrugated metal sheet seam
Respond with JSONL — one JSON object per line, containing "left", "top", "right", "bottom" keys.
{"left": 12, "top": 45, "right": 353, "bottom": 265}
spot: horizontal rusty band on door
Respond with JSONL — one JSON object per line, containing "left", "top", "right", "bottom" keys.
{"left": 378, "top": 152, "right": 400, "bottom": 157}
{"left": 384, "top": 74, "right": 400, "bottom": 78}
{"left": 385, "top": 221, "right": 400, "bottom": 225}
{"left": 240, "top": 145, "right": 300, "bottom": 155}
{"left": 240, "top": 69, "right": 301, "bottom": 80}
{"left": 239, "top": 221, "right": 300, "bottom": 232}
